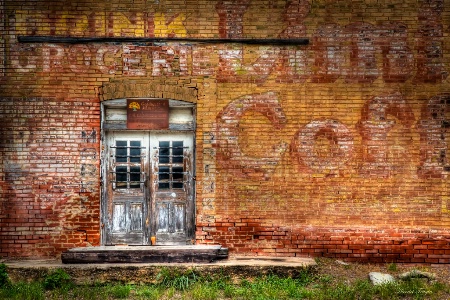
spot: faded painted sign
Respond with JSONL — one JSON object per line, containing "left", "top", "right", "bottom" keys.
{"left": 127, "top": 99, "right": 169, "bottom": 130}
{"left": 14, "top": 11, "right": 187, "bottom": 38}
{"left": 214, "top": 92, "right": 450, "bottom": 180}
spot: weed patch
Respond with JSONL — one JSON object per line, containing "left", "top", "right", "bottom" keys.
{"left": 387, "top": 263, "right": 398, "bottom": 272}
{"left": 108, "top": 284, "right": 132, "bottom": 299}
{"left": 134, "top": 285, "right": 162, "bottom": 300}
{"left": 156, "top": 267, "right": 199, "bottom": 290}
{"left": 43, "top": 268, "right": 72, "bottom": 290}
{"left": 0, "top": 263, "right": 10, "bottom": 288}
{"left": 0, "top": 281, "right": 45, "bottom": 300}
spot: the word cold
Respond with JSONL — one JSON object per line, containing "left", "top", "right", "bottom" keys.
{"left": 214, "top": 92, "right": 288, "bottom": 180}
{"left": 417, "top": 94, "right": 450, "bottom": 178}
{"left": 357, "top": 93, "right": 415, "bottom": 178}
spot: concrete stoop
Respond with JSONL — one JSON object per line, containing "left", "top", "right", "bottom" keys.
{"left": 61, "top": 245, "right": 229, "bottom": 264}
{"left": 2, "top": 255, "right": 316, "bottom": 285}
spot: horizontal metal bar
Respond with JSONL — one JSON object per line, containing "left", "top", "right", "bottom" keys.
{"left": 110, "top": 146, "right": 146, "bottom": 149}
{"left": 156, "top": 172, "right": 187, "bottom": 174}
{"left": 18, "top": 35, "right": 309, "bottom": 45}
{"left": 158, "top": 180, "right": 186, "bottom": 183}
{"left": 153, "top": 146, "right": 188, "bottom": 149}
{"left": 110, "top": 172, "right": 143, "bottom": 174}
{"left": 110, "top": 181, "right": 146, "bottom": 183}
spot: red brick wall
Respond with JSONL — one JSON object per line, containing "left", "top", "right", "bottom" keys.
{"left": 0, "top": 98, "right": 101, "bottom": 257}
{"left": 0, "top": 0, "right": 449, "bottom": 262}
{"left": 198, "top": 219, "right": 450, "bottom": 264}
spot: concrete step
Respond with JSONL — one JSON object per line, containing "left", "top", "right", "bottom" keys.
{"left": 61, "top": 245, "right": 229, "bottom": 264}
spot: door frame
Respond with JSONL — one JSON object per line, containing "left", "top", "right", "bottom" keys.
{"left": 100, "top": 98, "right": 196, "bottom": 246}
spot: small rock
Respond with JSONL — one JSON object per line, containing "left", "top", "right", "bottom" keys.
{"left": 335, "top": 260, "right": 349, "bottom": 266}
{"left": 398, "top": 270, "right": 436, "bottom": 281}
{"left": 369, "top": 272, "right": 395, "bottom": 285}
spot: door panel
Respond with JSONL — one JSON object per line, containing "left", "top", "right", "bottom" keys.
{"left": 174, "top": 203, "right": 185, "bottom": 232}
{"left": 130, "top": 203, "right": 143, "bottom": 231}
{"left": 150, "top": 133, "right": 194, "bottom": 245}
{"left": 106, "top": 132, "right": 149, "bottom": 245}
{"left": 112, "top": 203, "right": 126, "bottom": 231}
{"left": 156, "top": 202, "right": 169, "bottom": 233}
{"left": 104, "top": 131, "right": 194, "bottom": 245}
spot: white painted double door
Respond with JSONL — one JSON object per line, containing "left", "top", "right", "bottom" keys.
{"left": 104, "top": 131, "right": 194, "bottom": 245}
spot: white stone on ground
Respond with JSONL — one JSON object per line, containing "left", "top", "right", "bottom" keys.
{"left": 369, "top": 272, "right": 395, "bottom": 285}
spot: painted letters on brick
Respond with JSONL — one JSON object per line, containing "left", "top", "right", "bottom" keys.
{"left": 414, "top": 0, "right": 448, "bottom": 83}
{"left": 279, "top": 0, "right": 310, "bottom": 38}
{"left": 291, "top": 119, "right": 354, "bottom": 174}
{"left": 216, "top": 0, "right": 250, "bottom": 38}
{"left": 14, "top": 11, "right": 185, "bottom": 38}
{"left": 417, "top": 94, "right": 450, "bottom": 178}
{"left": 357, "top": 93, "right": 415, "bottom": 177}
{"left": 214, "top": 92, "right": 287, "bottom": 179}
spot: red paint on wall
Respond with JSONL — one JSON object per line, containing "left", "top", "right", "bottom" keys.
{"left": 417, "top": 94, "right": 450, "bottom": 178}
{"left": 215, "top": 92, "right": 287, "bottom": 180}
{"left": 291, "top": 119, "right": 354, "bottom": 175}
{"left": 216, "top": 0, "right": 250, "bottom": 38}
{"left": 357, "top": 93, "right": 415, "bottom": 177}
{"left": 414, "top": 0, "right": 448, "bottom": 83}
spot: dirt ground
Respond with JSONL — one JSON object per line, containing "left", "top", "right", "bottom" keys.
{"left": 3, "top": 256, "right": 449, "bottom": 288}
{"left": 313, "top": 258, "right": 450, "bottom": 285}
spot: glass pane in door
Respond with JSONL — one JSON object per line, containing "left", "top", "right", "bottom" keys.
{"left": 157, "top": 140, "right": 185, "bottom": 190}
{"left": 113, "top": 140, "right": 143, "bottom": 190}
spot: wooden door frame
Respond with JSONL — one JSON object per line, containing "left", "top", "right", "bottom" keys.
{"left": 100, "top": 98, "right": 196, "bottom": 246}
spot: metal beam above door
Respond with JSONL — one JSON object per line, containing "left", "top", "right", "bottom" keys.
{"left": 18, "top": 36, "right": 309, "bottom": 45}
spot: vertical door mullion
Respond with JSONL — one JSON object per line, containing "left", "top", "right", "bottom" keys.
{"left": 168, "top": 145, "right": 171, "bottom": 190}
{"left": 168, "top": 202, "right": 174, "bottom": 233}
{"left": 126, "top": 143, "right": 130, "bottom": 189}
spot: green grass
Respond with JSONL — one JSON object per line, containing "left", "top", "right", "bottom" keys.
{"left": 43, "top": 268, "right": 72, "bottom": 290}
{"left": 0, "top": 267, "right": 448, "bottom": 300}
{"left": 0, "top": 263, "right": 10, "bottom": 288}
{"left": 0, "top": 281, "right": 46, "bottom": 300}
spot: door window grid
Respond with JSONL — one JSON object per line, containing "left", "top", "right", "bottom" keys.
{"left": 112, "top": 140, "right": 145, "bottom": 189}
{"left": 157, "top": 141, "right": 185, "bottom": 190}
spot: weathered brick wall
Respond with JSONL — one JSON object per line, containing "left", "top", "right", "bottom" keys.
{"left": 0, "top": 0, "right": 449, "bottom": 262}
{"left": 0, "top": 98, "right": 101, "bottom": 257}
